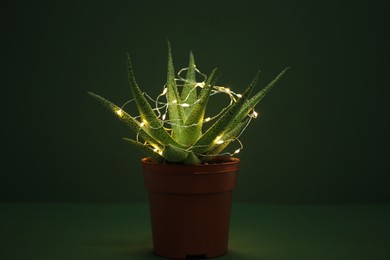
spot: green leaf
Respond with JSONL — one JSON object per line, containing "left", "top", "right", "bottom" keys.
{"left": 179, "top": 68, "right": 217, "bottom": 146}
{"left": 204, "top": 67, "right": 290, "bottom": 156}
{"left": 185, "top": 68, "right": 217, "bottom": 126}
{"left": 127, "top": 53, "right": 184, "bottom": 148}
{"left": 183, "top": 151, "right": 202, "bottom": 165}
{"left": 231, "top": 67, "right": 290, "bottom": 129}
{"left": 87, "top": 92, "right": 162, "bottom": 149}
{"left": 191, "top": 71, "right": 259, "bottom": 153}
{"left": 123, "top": 138, "right": 164, "bottom": 163}
{"left": 180, "top": 51, "right": 197, "bottom": 117}
{"left": 204, "top": 116, "right": 251, "bottom": 157}
{"left": 162, "top": 144, "right": 189, "bottom": 163}
{"left": 166, "top": 41, "right": 186, "bottom": 142}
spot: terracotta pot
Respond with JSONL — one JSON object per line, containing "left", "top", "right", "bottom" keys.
{"left": 142, "top": 157, "right": 240, "bottom": 259}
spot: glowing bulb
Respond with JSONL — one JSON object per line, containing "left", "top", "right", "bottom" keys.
{"left": 252, "top": 111, "right": 258, "bottom": 118}
{"left": 116, "top": 109, "right": 123, "bottom": 117}
{"left": 196, "top": 82, "right": 205, "bottom": 88}
{"left": 234, "top": 149, "right": 241, "bottom": 154}
{"left": 162, "top": 114, "right": 166, "bottom": 120}
{"left": 140, "top": 119, "right": 148, "bottom": 127}
{"left": 181, "top": 103, "right": 190, "bottom": 107}
{"left": 153, "top": 148, "right": 159, "bottom": 152}
{"left": 204, "top": 117, "right": 211, "bottom": 122}
{"left": 236, "top": 94, "right": 242, "bottom": 98}
{"left": 162, "top": 88, "right": 168, "bottom": 95}
{"left": 214, "top": 135, "right": 223, "bottom": 144}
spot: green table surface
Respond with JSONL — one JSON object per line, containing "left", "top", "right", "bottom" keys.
{"left": 0, "top": 203, "right": 389, "bottom": 260}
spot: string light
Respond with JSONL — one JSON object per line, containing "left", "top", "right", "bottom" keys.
{"left": 195, "top": 82, "right": 205, "bottom": 88}
{"left": 250, "top": 110, "right": 258, "bottom": 118}
{"left": 214, "top": 135, "right": 224, "bottom": 145}
{"left": 117, "top": 64, "right": 260, "bottom": 157}
{"left": 116, "top": 109, "right": 123, "bottom": 117}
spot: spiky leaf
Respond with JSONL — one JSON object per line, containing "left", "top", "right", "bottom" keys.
{"left": 229, "top": 67, "right": 291, "bottom": 131}
{"left": 162, "top": 144, "right": 189, "bottom": 163}
{"left": 178, "top": 68, "right": 217, "bottom": 146}
{"left": 183, "top": 151, "right": 202, "bottom": 165}
{"left": 87, "top": 92, "right": 162, "bottom": 149}
{"left": 127, "top": 53, "right": 184, "bottom": 148}
{"left": 204, "top": 116, "right": 251, "bottom": 158}
{"left": 123, "top": 138, "right": 164, "bottom": 163}
{"left": 166, "top": 42, "right": 186, "bottom": 142}
{"left": 204, "top": 67, "right": 290, "bottom": 156}
{"left": 191, "top": 71, "right": 259, "bottom": 153}
{"left": 180, "top": 51, "right": 197, "bottom": 117}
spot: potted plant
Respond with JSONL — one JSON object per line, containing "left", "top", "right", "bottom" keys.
{"left": 89, "top": 42, "right": 289, "bottom": 259}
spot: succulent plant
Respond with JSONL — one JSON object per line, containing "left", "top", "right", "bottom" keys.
{"left": 88, "top": 43, "right": 289, "bottom": 165}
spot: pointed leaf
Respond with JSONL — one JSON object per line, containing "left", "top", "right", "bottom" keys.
{"left": 229, "top": 67, "right": 290, "bottom": 131}
{"left": 185, "top": 68, "right": 218, "bottom": 126}
{"left": 162, "top": 144, "right": 189, "bottom": 163}
{"left": 183, "top": 151, "right": 202, "bottom": 165}
{"left": 123, "top": 138, "right": 164, "bottom": 163}
{"left": 87, "top": 92, "right": 162, "bottom": 149}
{"left": 179, "top": 68, "right": 217, "bottom": 146}
{"left": 127, "top": 53, "right": 184, "bottom": 148}
{"left": 180, "top": 51, "right": 197, "bottom": 117}
{"left": 205, "top": 116, "right": 250, "bottom": 157}
{"left": 166, "top": 42, "right": 186, "bottom": 141}
{"left": 191, "top": 71, "right": 259, "bottom": 153}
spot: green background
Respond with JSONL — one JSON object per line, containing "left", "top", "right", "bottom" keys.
{"left": 1, "top": 0, "right": 389, "bottom": 203}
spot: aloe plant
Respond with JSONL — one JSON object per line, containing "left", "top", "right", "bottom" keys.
{"left": 89, "top": 44, "right": 289, "bottom": 164}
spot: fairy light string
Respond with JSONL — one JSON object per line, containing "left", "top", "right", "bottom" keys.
{"left": 115, "top": 66, "right": 259, "bottom": 157}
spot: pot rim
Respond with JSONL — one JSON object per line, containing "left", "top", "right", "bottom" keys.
{"left": 141, "top": 157, "right": 240, "bottom": 175}
{"left": 141, "top": 157, "right": 240, "bottom": 166}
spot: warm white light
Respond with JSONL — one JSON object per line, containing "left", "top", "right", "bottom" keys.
{"left": 117, "top": 63, "right": 252, "bottom": 159}
{"left": 214, "top": 135, "right": 224, "bottom": 144}
{"left": 116, "top": 109, "right": 123, "bottom": 117}
{"left": 252, "top": 111, "right": 258, "bottom": 118}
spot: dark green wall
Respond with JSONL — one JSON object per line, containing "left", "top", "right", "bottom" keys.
{"left": 1, "top": 0, "right": 389, "bottom": 203}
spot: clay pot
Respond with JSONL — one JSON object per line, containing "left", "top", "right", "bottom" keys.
{"left": 142, "top": 157, "right": 240, "bottom": 259}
